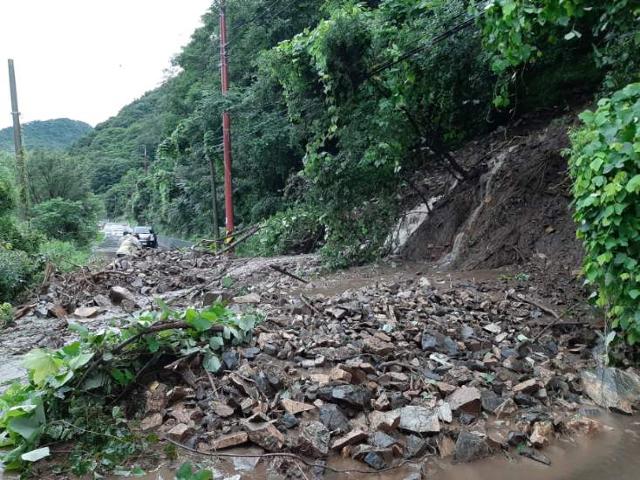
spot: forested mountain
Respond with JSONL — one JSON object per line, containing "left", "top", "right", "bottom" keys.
{"left": 72, "top": 0, "right": 638, "bottom": 266}
{"left": 0, "top": 118, "right": 92, "bottom": 152}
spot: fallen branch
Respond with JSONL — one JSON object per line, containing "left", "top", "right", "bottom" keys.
{"left": 269, "top": 265, "right": 309, "bottom": 284}
{"left": 163, "top": 436, "right": 424, "bottom": 475}
{"left": 214, "top": 226, "right": 263, "bottom": 256}
{"left": 113, "top": 321, "right": 224, "bottom": 354}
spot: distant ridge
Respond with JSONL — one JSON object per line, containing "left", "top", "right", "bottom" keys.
{"left": 0, "top": 118, "right": 93, "bottom": 151}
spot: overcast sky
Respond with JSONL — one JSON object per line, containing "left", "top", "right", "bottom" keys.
{"left": 0, "top": 0, "right": 212, "bottom": 129}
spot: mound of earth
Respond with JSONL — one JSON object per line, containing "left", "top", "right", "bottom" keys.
{"left": 398, "top": 111, "right": 583, "bottom": 278}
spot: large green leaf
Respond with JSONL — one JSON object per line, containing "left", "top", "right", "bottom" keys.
{"left": 23, "top": 350, "right": 62, "bottom": 386}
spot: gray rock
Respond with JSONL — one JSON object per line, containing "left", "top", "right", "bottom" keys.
{"left": 454, "top": 431, "right": 490, "bottom": 463}
{"left": 363, "top": 451, "right": 390, "bottom": 470}
{"left": 327, "top": 385, "right": 372, "bottom": 409}
{"left": 581, "top": 367, "right": 640, "bottom": 414}
{"left": 319, "top": 404, "right": 349, "bottom": 433}
{"left": 298, "top": 421, "right": 330, "bottom": 457}
{"left": 222, "top": 350, "right": 239, "bottom": 370}
{"left": 399, "top": 406, "right": 440, "bottom": 433}
{"left": 369, "top": 431, "right": 398, "bottom": 449}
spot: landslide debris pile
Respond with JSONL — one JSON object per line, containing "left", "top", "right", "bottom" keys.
{"left": 135, "top": 269, "right": 620, "bottom": 471}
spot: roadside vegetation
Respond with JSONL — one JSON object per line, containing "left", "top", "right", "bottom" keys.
{"left": 0, "top": 301, "right": 257, "bottom": 476}
{"left": 0, "top": 150, "right": 103, "bottom": 304}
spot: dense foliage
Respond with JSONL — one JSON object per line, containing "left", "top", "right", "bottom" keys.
{"left": 0, "top": 119, "right": 92, "bottom": 152}
{"left": 0, "top": 151, "right": 100, "bottom": 303}
{"left": 0, "top": 302, "right": 257, "bottom": 475}
{"left": 569, "top": 83, "right": 640, "bottom": 344}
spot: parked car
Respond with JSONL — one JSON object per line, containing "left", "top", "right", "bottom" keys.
{"left": 133, "top": 226, "right": 158, "bottom": 248}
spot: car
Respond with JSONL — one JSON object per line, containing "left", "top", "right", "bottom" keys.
{"left": 133, "top": 226, "right": 158, "bottom": 248}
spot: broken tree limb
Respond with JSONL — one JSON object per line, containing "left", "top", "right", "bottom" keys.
{"left": 269, "top": 264, "right": 309, "bottom": 284}
{"left": 113, "top": 321, "right": 224, "bottom": 354}
{"left": 162, "top": 436, "right": 426, "bottom": 475}
{"left": 213, "top": 226, "right": 263, "bottom": 256}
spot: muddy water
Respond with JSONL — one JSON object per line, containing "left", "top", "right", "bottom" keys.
{"left": 108, "top": 412, "right": 640, "bottom": 480}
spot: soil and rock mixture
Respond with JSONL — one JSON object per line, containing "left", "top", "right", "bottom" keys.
{"left": 399, "top": 109, "right": 583, "bottom": 282}
{"left": 8, "top": 245, "right": 640, "bottom": 478}
{"left": 5, "top": 108, "right": 639, "bottom": 478}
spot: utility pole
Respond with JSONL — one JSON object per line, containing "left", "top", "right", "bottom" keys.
{"left": 205, "top": 149, "right": 220, "bottom": 242}
{"left": 7, "top": 59, "right": 29, "bottom": 216}
{"left": 219, "top": 0, "right": 234, "bottom": 239}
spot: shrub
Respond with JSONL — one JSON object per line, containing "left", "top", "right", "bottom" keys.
{"left": 0, "top": 247, "right": 39, "bottom": 303}
{"left": 38, "top": 240, "right": 91, "bottom": 273}
{"left": 569, "top": 83, "right": 640, "bottom": 344}
{"left": 0, "top": 303, "right": 13, "bottom": 327}
{"left": 0, "top": 216, "right": 43, "bottom": 254}
{"left": 240, "top": 206, "right": 325, "bottom": 257}
{"left": 31, "top": 196, "right": 102, "bottom": 246}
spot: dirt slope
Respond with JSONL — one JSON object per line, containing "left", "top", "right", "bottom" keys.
{"left": 400, "top": 111, "right": 583, "bottom": 275}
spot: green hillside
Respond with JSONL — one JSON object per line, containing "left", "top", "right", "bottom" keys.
{"left": 0, "top": 118, "right": 92, "bottom": 152}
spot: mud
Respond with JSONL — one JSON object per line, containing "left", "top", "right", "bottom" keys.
{"left": 399, "top": 111, "right": 583, "bottom": 278}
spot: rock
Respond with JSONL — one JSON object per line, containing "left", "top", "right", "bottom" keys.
{"left": 447, "top": 386, "right": 481, "bottom": 415}
{"left": 565, "top": 416, "right": 605, "bottom": 436}
{"left": 242, "top": 347, "right": 261, "bottom": 359}
{"left": 109, "top": 286, "right": 136, "bottom": 305}
{"left": 437, "top": 435, "right": 456, "bottom": 458}
{"left": 233, "top": 293, "right": 261, "bottom": 304}
{"left": 454, "top": 431, "right": 490, "bottom": 463}
{"left": 369, "top": 410, "right": 401, "bottom": 432}
{"left": 520, "top": 447, "right": 551, "bottom": 465}
{"left": 210, "top": 432, "right": 249, "bottom": 450}
{"left": 330, "top": 367, "right": 352, "bottom": 383}
{"left": 363, "top": 336, "right": 394, "bottom": 355}
{"left": 145, "top": 381, "right": 168, "bottom": 413}
{"left": 326, "top": 307, "right": 348, "bottom": 319}
{"left": 400, "top": 435, "right": 426, "bottom": 459}
{"left": 73, "top": 306, "right": 101, "bottom": 318}
{"left": 140, "top": 413, "right": 163, "bottom": 431}
{"left": 581, "top": 367, "right": 640, "bottom": 414}
{"left": 507, "top": 431, "right": 527, "bottom": 446}
{"left": 369, "top": 431, "right": 399, "bottom": 449}
{"left": 298, "top": 421, "right": 330, "bottom": 457}
{"left": 331, "top": 430, "right": 368, "bottom": 450}
{"left": 319, "top": 404, "right": 350, "bottom": 433}
{"left": 363, "top": 451, "right": 391, "bottom": 470}
{"left": 513, "top": 379, "right": 539, "bottom": 395}
{"left": 246, "top": 423, "right": 285, "bottom": 452}
{"left": 481, "top": 390, "right": 503, "bottom": 413}
{"left": 486, "top": 429, "right": 507, "bottom": 449}
{"left": 529, "top": 421, "right": 554, "bottom": 447}
{"left": 212, "top": 402, "right": 235, "bottom": 418}
{"left": 421, "top": 332, "right": 439, "bottom": 351}
{"left": 399, "top": 406, "right": 440, "bottom": 434}
{"left": 93, "top": 294, "right": 111, "bottom": 308}
{"left": 222, "top": 350, "right": 239, "bottom": 370}
{"left": 167, "top": 423, "right": 192, "bottom": 441}
{"left": 326, "top": 385, "right": 371, "bottom": 409}
{"left": 281, "top": 399, "right": 316, "bottom": 416}
{"left": 483, "top": 323, "right": 502, "bottom": 334}
{"left": 281, "top": 413, "right": 299, "bottom": 429}
{"left": 438, "top": 403, "right": 453, "bottom": 423}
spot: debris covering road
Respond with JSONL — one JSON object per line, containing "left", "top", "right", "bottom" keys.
{"left": 5, "top": 248, "right": 640, "bottom": 477}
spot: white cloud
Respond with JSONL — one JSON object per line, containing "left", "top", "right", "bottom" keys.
{"left": 0, "top": 0, "right": 212, "bottom": 129}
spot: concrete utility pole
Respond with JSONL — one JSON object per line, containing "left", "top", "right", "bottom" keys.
{"left": 219, "top": 0, "right": 234, "bottom": 239}
{"left": 7, "top": 59, "right": 29, "bottom": 216}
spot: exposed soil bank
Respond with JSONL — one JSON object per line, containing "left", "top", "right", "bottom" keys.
{"left": 399, "top": 111, "right": 582, "bottom": 278}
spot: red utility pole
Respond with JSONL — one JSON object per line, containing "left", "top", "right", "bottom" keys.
{"left": 219, "top": 0, "right": 234, "bottom": 239}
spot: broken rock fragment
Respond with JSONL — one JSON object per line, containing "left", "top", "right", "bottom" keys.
{"left": 447, "top": 386, "right": 481, "bottom": 415}
{"left": 399, "top": 406, "right": 440, "bottom": 434}
{"left": 454, "top": 431, "right": 491, "bottom": 463}
{"left": 298, "top": 421, "right": 330, "bottom": 457}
